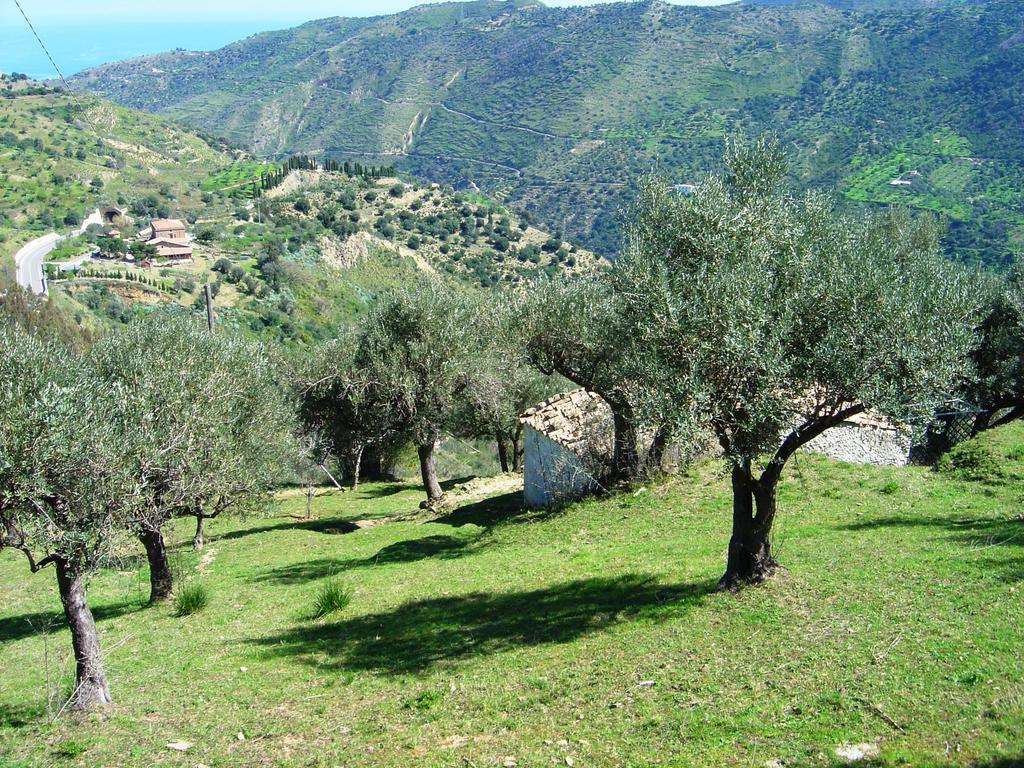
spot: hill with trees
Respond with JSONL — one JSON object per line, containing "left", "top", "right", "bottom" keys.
{"left": 1, "top": 82, "right": 596, "bottom": 344}
{"left": 69, "top": 0, "right": 1024, "bottom": 265}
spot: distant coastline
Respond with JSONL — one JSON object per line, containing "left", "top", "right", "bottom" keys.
{"left": 0, "top": 20, "right": 288, "bottom": 79}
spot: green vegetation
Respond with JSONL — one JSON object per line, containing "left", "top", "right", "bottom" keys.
{"left": 70, "top": 0, "right": 1024, "bottom": 265}
{"left": 199, "top": 160, "right": 275, "bottom": 194}
{"left": 0, "top": 87, "right": 234, "bottom": 270}
{"left": 1, "top": 423, "right": 1022, "bottom": 765}
{"left": 173, "top": 582, "right": 210, "bottom": 617}
{"left": 1, "top": 85, "right": 590, "bottom": 344}
{"left": 310, "top": 579, "right": 352, "bottom": 619}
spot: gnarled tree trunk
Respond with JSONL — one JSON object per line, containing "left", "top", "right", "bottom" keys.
{"left": 139, "top": 527, "right": 173, "bottom": 602}
{"left": 646, "top": 424, "right": 671, "bottom": 476}
{"left": 55, "top": 557, "right": 112, "bottom": 710}
{"left": 192, "top": 516, "right": 205, "bottom": 550}
{"left": 496, "top": 434, "right": 510, "bottom": 473}
{"left": 718, "top": 464, "right": 779, "bottom": 590}
{"left": 610, "top": 406, "right": 640, "bottom": 482}
{"left": 418, "top": 441, "right": 444, "bottom": 503}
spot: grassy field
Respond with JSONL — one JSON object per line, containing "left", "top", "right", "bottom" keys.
{"left": 1, "top": 426, "right": 1022, "bottom": 768}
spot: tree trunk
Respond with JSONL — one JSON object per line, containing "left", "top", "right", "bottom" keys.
{"left": 610, "top": 406, "right": 639, "bottom": 481}
{"left": 192, "top": 516, "right": 205, "bottom": 550}
{"left": 646, "top": 424, "right": 671, "bottom": 476}
{"left": 511, "top": 428, "right": 523, "bottom": 473}
{"left": 417, "top": 441, "right": 444, "bottom": 503}
{"left": 718, "top": 464, "right": 779, "bottom": 590}
{"left": 54, "top": 558, "right": 112, "bottom": 710}
{"left": 139, "top": 528, "right": 173, "bottom": 602}
{"left": 496, "top": 434, "right": 510, "bottom": 473}
{"left": 350, "top": 444, "right": 364, "bottom": 490}
{"left": 305, "top": 482, "right": 314, "bottom": 519}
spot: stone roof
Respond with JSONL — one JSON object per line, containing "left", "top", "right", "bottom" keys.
{"left": 520, "top": 389, "right": 612, "bottom": 451}
{"left": 151, "top": 218, "right": 185, "bottom": 230}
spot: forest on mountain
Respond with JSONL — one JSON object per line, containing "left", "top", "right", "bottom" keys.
{"left": 71, "top": 0, "right": 1024, "bottom": 265}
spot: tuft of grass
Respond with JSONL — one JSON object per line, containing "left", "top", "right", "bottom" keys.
{"left": 53, "top": 740, "right": 88, "bottom": 759}
{"left": 1006, "top": 444, "right": 1024, "bottom": 462}
{"left": 879, "top": 479, "right": 900, "bottom": 495}
{"left": 173, "top": 582, "right": 210, "bottom": 617}
{"left": 311, "top": 579, "right": 351, "bottom": 619}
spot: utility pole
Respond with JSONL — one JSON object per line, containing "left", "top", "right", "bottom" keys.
{"left": 204, "top": 283, "right": 214, "bottom": 331}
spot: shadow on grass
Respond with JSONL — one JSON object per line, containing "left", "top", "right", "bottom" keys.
{"left": 840, "top": 513, "right": 1023, "bottom": 582}
{"left": 215, "top": 517, "right": 361, "bottom": 543}
{"left": 253, "top": 534, "right": 480, "bottom": 584}
{"left": 824, "top": 758, "right": 1024, "bottom": 768}
{"left": 0, "top": 702, "right": 47, "bottom": 729}
{"left": 354, "top": 481, "right": 410, "bottom": 499}
{"left": 0, "top": 602, "right": 143, "bottom": 644}
{"left": 432, "top": 490, "right": 542, "bottom": 528}
{"left": 252, "top": 574, "right": 714, "bottom": 674}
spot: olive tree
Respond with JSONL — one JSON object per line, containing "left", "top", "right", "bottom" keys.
{"left": 459, "top": 295, "right": 560, "bottom": 472}
{"left": 619, "top": 138, "right": 977, "bottom": 589}
{"left": 522, "top": 279, "right": 658, "bottom": 480}
{"left": 296, "top": 330, "right": 407, "bottom": 489}
{"left": 356, "top": 281, "right": 478, "bottom": 504}
{"left": 89, "top": 313, "right": 294, "bottom": 601}
{"left": 969, "top": 263, "right": 1024, "bottom": 431}
{"left": 0, "top": 327, "right": 135, "bottom": 709}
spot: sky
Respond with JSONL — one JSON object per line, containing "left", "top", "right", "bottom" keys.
{"left": 0, "top": 0, "right": 730, "bottom": 79}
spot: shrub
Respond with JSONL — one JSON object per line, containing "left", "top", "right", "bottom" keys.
{"left": 54, "top": 740, "right": 89, "bottom": 758}
{"left": 879, "top": 480, "right": 900, "bottom": 495}
{"left": 936, "top": 440, "right": 1004, "bottom": 483}
{"left": 174, "top": 582, "right": 210, "bottom": 617}
{"left": 312, "top": 579, "right": 351, "bottom": 619}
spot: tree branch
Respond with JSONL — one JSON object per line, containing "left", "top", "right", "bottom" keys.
{"left": 760, "top": 402, "right": 867, "bottom": 488}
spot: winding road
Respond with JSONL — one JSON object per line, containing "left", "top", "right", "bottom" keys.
{"left": 12, "top": 209, "right": 103, "bottom": 296}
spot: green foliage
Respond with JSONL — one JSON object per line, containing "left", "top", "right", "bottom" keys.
{"left": 935, "top": 440, "right": 1004, "bottom": 484}
{"left": 174, "top": 582, "right": 210, "bottom": 617}
{"left": 53, "top": 740, "right": 89, "bottom": 759}
{"left": 311, "top": 579, "right": 351, "bottom": 619}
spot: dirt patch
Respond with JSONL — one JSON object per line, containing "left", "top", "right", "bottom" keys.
{"left": 570, "top": 139, "right": 606, "bottom": 155}
{"left": 267, "top": 170, "right": 324, "bottom": 199}
{"left": 319, "top": 230, "right": 394, "bottom": 269}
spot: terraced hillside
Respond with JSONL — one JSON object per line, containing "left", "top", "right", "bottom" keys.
{"left": 71, "top": 0, "right": 1024, "bottom": 264}
{"left": 1, "top": 81, "right": 595, "bottom": 344}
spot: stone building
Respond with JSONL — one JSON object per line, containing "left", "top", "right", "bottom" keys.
{"left": 520, "top": 390, "right": 613, "bottom": 508}
{"left": 520, "top": 390, "right": 912, "bottom": 508}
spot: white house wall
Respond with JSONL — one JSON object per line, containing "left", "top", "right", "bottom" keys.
{"left": 522, "top": 425, "right": 602, "bottom": 508}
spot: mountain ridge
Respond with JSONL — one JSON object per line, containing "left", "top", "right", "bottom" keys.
{"left": 70, "top": 0, "right": 1024, "bottom": 264}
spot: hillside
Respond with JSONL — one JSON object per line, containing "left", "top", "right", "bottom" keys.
{"left": 1, "top": 81, "right": 594, "bottom": 344}
{"left": 70, "top": 0, "right": 1024, "bottom": 265}
{"left": 2, "top": 422, "right": 1022, "bottom": 766}
{"left": 0, "top": 75, "right": 237, "bottom": 273}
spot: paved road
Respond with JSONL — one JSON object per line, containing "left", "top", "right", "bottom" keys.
{"left": 12, "top": 209, "right": 103, "bottom": 296}
{"left": 14, "top": 233, "right": 60, "bottom": 295}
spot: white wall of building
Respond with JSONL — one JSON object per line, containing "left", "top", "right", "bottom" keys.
{"left": 522, "top": 425, "right": 602, "bottom": 508}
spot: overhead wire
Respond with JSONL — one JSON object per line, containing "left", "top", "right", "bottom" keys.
{"left": 11, "top": 0, "right": 100, "bottom": 133}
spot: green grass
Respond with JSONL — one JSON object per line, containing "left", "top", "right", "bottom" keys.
{"left": 310, "top": 579, "right": 351, "bottom": 619}
{"left": 1, "top": 426, "right": 1023, "bottom": 767}
{"left": 173, "top": 582, "right": 210, "bottom": 617}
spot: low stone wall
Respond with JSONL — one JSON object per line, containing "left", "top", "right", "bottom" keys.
{"left": 801, "top": 422, "right": 911, "bottom": 466}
